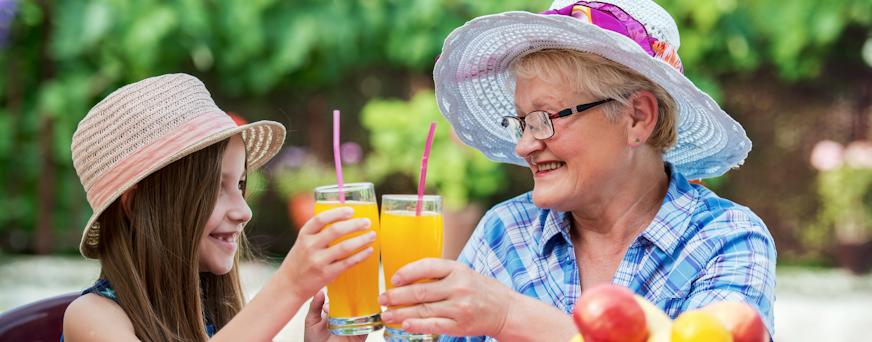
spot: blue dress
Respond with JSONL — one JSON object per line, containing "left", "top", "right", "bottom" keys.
{"left": 60, "top": 279, "right": 215, "bottom": 341}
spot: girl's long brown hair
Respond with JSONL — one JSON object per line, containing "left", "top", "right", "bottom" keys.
{"left": 92, "top": 138, "right": 250, "bottom": 341}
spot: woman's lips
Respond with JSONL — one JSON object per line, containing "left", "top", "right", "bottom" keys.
{"left": 534, "top": 161, "right": 566, "bottom": 176}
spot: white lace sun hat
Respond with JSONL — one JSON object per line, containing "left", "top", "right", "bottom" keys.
{"left": 72, "top": 73, "right": 286, "bottom": 258}
{"left": 434, "top": 0, "right": 751, "bottom": 179}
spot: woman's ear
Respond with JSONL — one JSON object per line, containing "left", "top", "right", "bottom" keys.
{"left": 625, "top": 90, "right": 658, "bottom": 147}
{"left": 120, "top": 184, "right": 138, "bottom": 219}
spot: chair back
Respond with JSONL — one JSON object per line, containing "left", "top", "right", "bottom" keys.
{"left": 0, "top": 293, "right": 79, "bottom": 342}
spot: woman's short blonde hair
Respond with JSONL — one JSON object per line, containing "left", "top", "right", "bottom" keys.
{"left": 509, "top": 49, "right": 678, "bottom": 153}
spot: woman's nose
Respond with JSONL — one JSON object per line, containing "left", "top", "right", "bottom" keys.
{"left": 514, "top": 127, "right": 545, "bottom": 158}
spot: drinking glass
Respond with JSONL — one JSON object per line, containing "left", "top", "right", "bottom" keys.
{"left": 380, "top": 195, "right": 444, "bottom": 342}
{"left": 314, "top": 183, "right": 383, "bottom": 335}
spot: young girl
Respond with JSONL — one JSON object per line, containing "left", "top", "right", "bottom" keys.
{"left": 62, "top": 73, "right": 373, "bottom": 342}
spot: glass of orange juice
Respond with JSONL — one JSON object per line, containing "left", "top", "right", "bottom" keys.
{"left": 380, "top": 194, "right": 444, "bottom": 342}
{"left": 314, "top": 183, "right": 383, "bottom": 335}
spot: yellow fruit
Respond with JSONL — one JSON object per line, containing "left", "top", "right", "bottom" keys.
{"left": 633, "top": 295, "right": 673, "bottom": 335}
{"left": 672, "top": 311, "right": 733, "bottom": 342}
{"left": 567, "top": 333, "right": 584, "bottom": 342}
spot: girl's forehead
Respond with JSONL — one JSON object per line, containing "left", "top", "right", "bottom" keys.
{"left": 222, "top": 136, "right": 248, "bottom": 175}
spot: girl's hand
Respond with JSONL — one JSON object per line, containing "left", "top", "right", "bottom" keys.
{"left": 280, "top": 207, "right": 377, "bottom": 299}
{"left": 304, "top": 290, "right": 368, "bottom": 342}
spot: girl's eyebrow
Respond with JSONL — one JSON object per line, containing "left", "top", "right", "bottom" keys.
{"left": 222, "top": 172, "right": 245, "bottom": 180}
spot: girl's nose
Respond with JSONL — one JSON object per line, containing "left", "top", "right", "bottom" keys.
{"left": 228, "top": 193, "right": 253, "bottom": 224}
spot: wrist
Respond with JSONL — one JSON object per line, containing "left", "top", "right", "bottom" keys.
{"left": 274, "top": 263, "right": 307, "bottom": 300}
{"left": 492, "top": 294, "right": 577, "bottom": 342}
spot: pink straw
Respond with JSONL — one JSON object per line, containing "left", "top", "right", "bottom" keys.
{"left": 416, "top": 122, "right": 437, "bottom": 216}
{"left": 333, "top": 110, "right": 345, "bottom": 204}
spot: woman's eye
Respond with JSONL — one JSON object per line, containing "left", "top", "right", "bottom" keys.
{"left": 238, "top": 180, "right": 246, "bottom": 190}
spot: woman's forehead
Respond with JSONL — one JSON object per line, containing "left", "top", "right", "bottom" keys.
{"left": 514, "top": 78, "right": 590, "bottom": 111}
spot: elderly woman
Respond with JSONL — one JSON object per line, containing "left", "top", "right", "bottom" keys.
{"left": 377, "top": 0, "right": 776, "bottom": 341}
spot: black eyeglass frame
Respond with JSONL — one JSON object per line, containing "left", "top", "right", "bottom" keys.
{"left": 500, "top": 98, "right": 615, "bottom": 142}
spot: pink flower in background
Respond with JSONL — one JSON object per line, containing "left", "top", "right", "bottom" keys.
{"left": 340, "top": 142, "right": 362, "bottom": 165}
{"left": 810, "top": 140, "right": 844, "bottom": 171}
{"left": 844, "top": 141, "right": 872, "bottom": 169}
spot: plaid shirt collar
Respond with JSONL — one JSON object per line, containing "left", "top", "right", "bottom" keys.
{"left": 536, "top": 162, "right": 694, "bottom": 256}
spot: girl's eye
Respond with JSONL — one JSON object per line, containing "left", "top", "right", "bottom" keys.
{"left": 238, "top": 180, "right": 246, "bottom": 191}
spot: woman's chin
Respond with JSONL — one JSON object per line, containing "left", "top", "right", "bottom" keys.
{"left": 531, "top": 187, "right": 561, "bottom": 210}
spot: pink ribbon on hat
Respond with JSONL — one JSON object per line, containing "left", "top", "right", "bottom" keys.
{"left": 86, "top": 111, "right": 238, "bottom": 209}
{"left": 540, "top": 1, "right": 684, "bottom": 74}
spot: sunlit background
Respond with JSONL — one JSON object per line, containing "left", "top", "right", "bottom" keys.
{"left": 1, "top": 0, "right": 872, "bottom": 341}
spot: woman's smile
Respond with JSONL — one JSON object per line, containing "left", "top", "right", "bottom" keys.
{"left": 534, "top": 160, "right": 566, "bottom": 176}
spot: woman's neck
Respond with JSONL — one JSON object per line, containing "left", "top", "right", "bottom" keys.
{"left": 569, "top": 158, "right": 670, "bottom": 250}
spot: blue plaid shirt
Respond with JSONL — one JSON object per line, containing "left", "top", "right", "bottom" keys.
{"left": 441, "top": 163, "right": 776, "bottom": 342}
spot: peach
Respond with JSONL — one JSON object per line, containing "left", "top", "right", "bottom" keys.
{"left": 573, "top": 284, "right": 648, "bottom": 342}
{"left": 701, "top": 301, "right": 768, "bottom": 342}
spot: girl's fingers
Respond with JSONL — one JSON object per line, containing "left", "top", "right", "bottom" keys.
{"left": 306, "top": 290, "right": 327, "bottom": 327}
{"left": 316, "top": 217, "right": 372, "bottom": 246}
{"left": 299, "top": 207, "right": 355, "bottom": 235}
{"left": 323, "top": 230, "right": 376, "bottom": 262}
{"left": 325, "top": 246, "right": 374, "bottom": 275}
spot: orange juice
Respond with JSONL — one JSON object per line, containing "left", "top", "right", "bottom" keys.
{"left": 381, "top": 210, "right": 444, "bottom": 329}
{"left": 314, "top": 200, "right": 381, "bottom": 318}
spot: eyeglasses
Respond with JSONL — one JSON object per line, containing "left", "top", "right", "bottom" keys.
{"left": 500, "top": 98, "right": 615, "bottom": 143}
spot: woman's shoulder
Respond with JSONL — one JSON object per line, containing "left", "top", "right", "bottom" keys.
{"left": 64, "top": 293, "right": 139, "bottom": 341}
{"left": 689, "top": 185, "right": 768, "bottom": 234}
{"left": 660, "top": 168, "right": 774, "bottom": 256}
{"left": 667, "top": 167, "right": 769, "bottom": 235}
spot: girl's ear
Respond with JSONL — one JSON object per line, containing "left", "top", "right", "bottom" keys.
{"left": 120, "top": 184, "right": 138, "bottom": 219}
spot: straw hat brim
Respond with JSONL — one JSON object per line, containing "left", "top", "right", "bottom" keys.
{"left": 79, "top": 120, "right": 285, "bottom": 259}
{"left": 434, "top": 11, "right": 751, "bottom": 180}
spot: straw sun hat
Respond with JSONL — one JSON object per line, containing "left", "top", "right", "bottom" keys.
{"left": 434, "top": 0, "right": 751, "bottom": 180}
{"left": 72, "top": 73, "right": 286, "bottom": 258}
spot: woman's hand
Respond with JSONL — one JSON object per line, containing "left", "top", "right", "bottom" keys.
{"left": 280, "top": 207, "right": 377, "bottom": 300}
{"left": 377, "top": 258, "right": 515, "bottom": 338}
{"left": 304, "top": 290, "right": 368, "bottom": 342}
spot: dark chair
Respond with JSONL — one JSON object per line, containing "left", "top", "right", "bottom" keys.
{"left": 0, "top": 293, "right": 79, "bottom": 342}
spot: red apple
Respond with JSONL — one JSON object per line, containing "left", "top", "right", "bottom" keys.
{"left": 573, "top": 284, "right": 648, "bottom": 342}
{"left": 701, "top": 301, "right": 769, "bottom": 342}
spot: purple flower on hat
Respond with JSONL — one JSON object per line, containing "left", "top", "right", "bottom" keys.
{"left": 340, "top": 142, "right": 363, "bottom": 165}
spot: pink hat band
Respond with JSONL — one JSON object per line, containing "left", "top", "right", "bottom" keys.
{"left": 85, "top": 111, "right": 238, "bottom": 209}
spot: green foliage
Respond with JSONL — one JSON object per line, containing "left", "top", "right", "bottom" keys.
{"left": 806, "top": 165, "right": 872, "bottom": 245}
{"left": 659, "top": 0, "right": 872, "bottom": 81}
{"left": 4, "top": 0, "right": 872, "bottom": 253}
{"left": 360, "top": 91, "right": 505, "bottom": 210}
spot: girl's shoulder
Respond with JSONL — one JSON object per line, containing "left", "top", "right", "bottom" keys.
{"left": 63, "top": 291, "right": 139, "bottom": 341}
